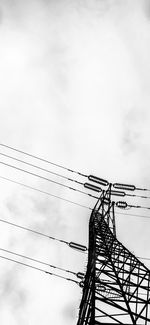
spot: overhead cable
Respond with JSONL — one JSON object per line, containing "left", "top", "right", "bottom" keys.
{"left": 116, "top": 201, "right": 150, "bottom": 211}
{"left": 109, "top": 189, "right": 150, "bottom": 200}
{"left": 0, "top": 236, "right": 149, "bottom": 271}
{"left": 0, "top": 143, "right": 87, "bottom": 177}
{"left": 0, "top": 218, "right": 150, "bottom": 264}
{"left": 0, "top": 175, "right": 92, "bottom": 210}
{"left": 138, "top": 257, "right": 150, "bottom": 261}
{"left": 0, "top": 218, "right": 67, "bottom": 243}
{"left": 1, "top": 175, "right": 150, "bottom": 216}
{"left": 0, "top": 143, "right": 108, "bottom": 188}
{"left": 113, "top": 182, "right": 150, "bottom": 193}
{"left": 0, "top": 254, "right": 79, "bottom": 285}
{"left": 128, "top": 204, "right": 150, "bottom": 210}
{"left": 1, "top": 175, "right": 150, "bottom": 215}
{"left": 115, "top": 211, "right": 150, "bottom": 219}
{"left": 0, "top": 217, "right": 87, "bottom": 252}
{"left": 2, "top": 143, "right": 150, "bottom": 195}
{"left": 0, "top": 160, "right": 98, "bottom": 199}
{"left": 0, "top": 152, "right": 84, "bottom": 186}
{"left": 0, "top": 247, "right": 77, "bottom": 277}
{"left": 1, "top": 219, "right": 150, "bottom": 261}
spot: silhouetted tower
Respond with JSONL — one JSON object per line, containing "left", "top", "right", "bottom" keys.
{"left": 77, "top": 184, "right": 150, "bottom": 324}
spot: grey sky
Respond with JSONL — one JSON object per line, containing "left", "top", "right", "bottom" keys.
{"left": 0, "top": 0, "right": 150, "bottom": 324}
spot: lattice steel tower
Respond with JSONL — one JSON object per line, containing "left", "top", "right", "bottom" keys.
{"left": 77, "top": 183, "right": 150, "bottom": 325}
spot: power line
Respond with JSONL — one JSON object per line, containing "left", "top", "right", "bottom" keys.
{"left": 0, "top": 160, "right": 98, "bottom": 199}
{"left": 0, "top": 213, "right": 150, "bottom": 264}
{"left": 110, "top": 189, "right": 150, "bottom": 200}
{"left": 0, "top": 218, "right": 68, "bottom": 243}
{"left": 0, "top": 175, "right": 149, "bottom": 216}
{"left": 138, "top": 257, "right": 150, "bottom": 261}
{"left": 0, "top": 254, "right": 79, "bottom": 285}
{"left": 0, "top": 217, "right": 87, "bottom": 252}
{"left": 0, "top": 218, "right": 150, "bottom": 262}
{"left": 0, "top": 152, "right": 85, "bottom": 187}
{"left": 0, "top": 175, "right": 92, "bottom": 210}
{"left": 1, "top": 156, "right": 149, "bottom": 202}
{"left": 0, "top": 143, "right": 87, "bottom": 177}
{"left": 0, "top": 212, "right": 149, "bottom": 267}
{"left": 127, "top": 203, "right": 150, "bottom": 211}
{"left": 116, "top": 211, "right": 150, "bottom": 219}
{"left": 1, "top": 216, "right": 150, "bottom": 261}
{"left": 0, "top": 175, "right": 149, "bottom": 217}
{"left": 1, "top": 172, "right": 150, "bottom": 214}
{"left": 115, "top": 201, "right": 150, "bottom": 211}
{"left": 113, "top": 182, "right": 150, "bottom": 192}
{"left": 0, "top": 247, "right": 77, "bottom": 277}
{"left": 1, "top": 151, "right": 149, "bottom": 201}
{"left": 2, "top": 143, "right": 150, "bottom": 198}
{"left": 1, "top": 143, "right": 150, "bottom": 199}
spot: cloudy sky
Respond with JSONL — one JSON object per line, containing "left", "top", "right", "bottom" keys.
{"left": 0, "top": 0, "right": 150, "bottom": 324}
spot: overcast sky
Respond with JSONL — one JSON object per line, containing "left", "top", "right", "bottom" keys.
{"left": 0, "top": 0, "right": 150, "bottom": 324}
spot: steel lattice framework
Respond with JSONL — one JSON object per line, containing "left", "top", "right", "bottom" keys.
{"left": 77, "top": 187, "right": 150, "bottom": 325}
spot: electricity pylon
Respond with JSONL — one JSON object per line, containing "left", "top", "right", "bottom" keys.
{"left": 77, "top": 184, "right": 150, "bottom": 324}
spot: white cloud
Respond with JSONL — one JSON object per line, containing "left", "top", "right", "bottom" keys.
{"left": 0, "top": 0, "right": 150, "bottom": 324}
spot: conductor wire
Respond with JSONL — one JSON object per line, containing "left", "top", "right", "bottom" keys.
{"left": 0, "top": 161, "right": 98, "bottom": 199}
{"left": 116, "top": 211, "right": 150, "bottom": 219}
{"left": 128, "top": 204, "right": 150, "bottom": 211}
{"left": 0, "top": 143, "right": 87, "bottom": 177}
{"left": 0, "top": 218, "right": 69, "bottom": 244}
{"left": 0, "top": 255, "right": 79, "bottom": 285}
{"left": 0, "top": 247, "right": 77, "bottom": 276}
{"left": 0, "top": 221, "right": 149, "bottom": 261}
{"left": 2, "top": 143, "right": 150, "bottom": 195}
{"left": 0, "top": 152, "right": 84, "bottom": 186}
{"left": 0, "top": 175, "right": 92, "bottom": 210}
